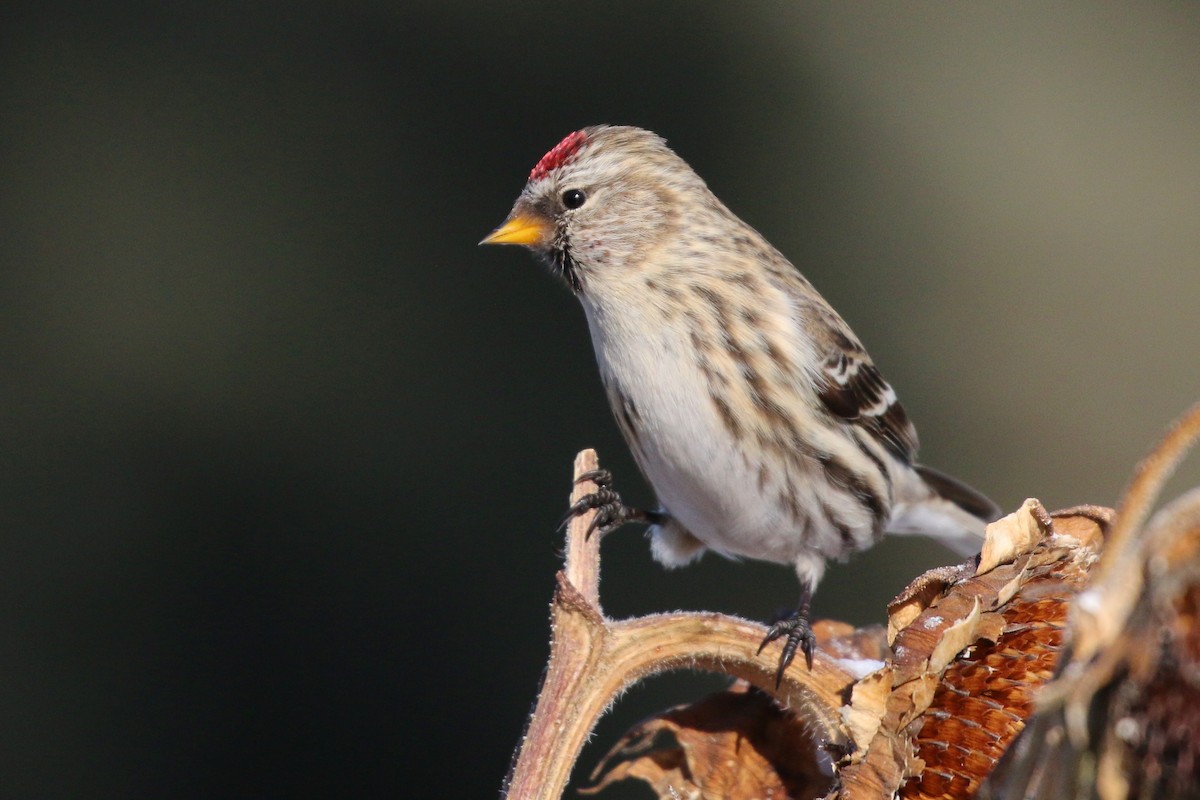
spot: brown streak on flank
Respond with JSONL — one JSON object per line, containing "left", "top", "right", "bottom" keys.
{"left": 692, "top": 344, "right": 730, "bottom": 388}
{"left": 821, "top": 501, "right": 858, "bottom": 553}
{"left": 757, "top": 463, "right": 771, "bottom": 492}
{"left": 738, "top": 306, "right": 760, "bottom": 325}
{"left": 716, "top": 303, "right": 778, "bottom": 433}
{"left": 724, "top": 308, "right": 798, "bottom": 441}
{"left": 704, "top": 290, "right": 736, "bottom": 354}
{"left": 610, "top": 390, "right": 642, "bottom": 451}
{"left": 851, "top": 429, "right": 893, "bottom": 493}
{"left": 707, "top": 362, "right": 730, "bottom": 387}
{"left": 779, "top": 488, "right": 804, "bottom": 524}
{"left": 617, "top": 409, "right": 639, "bottom": 448}
{"left": 782, "top": 426, "right": 822, "bottom": 461}
{"left": 745, "top": 365, "right": 798, "bottom": 445}
{"left": 684, "top": 309, "right": 725, "bottom": 382}
{"left": 623, "top": 394, "right": 641, "bottom": 422}
{"left": 755, "top": 428, "right": 784, "bottom": 459}
{"left": 763, "top": 338, "right": 794, "bottom": 378}
{"left": 691, "top": 284, "right": 722, "bottom": 307}
{"left": 818, "top": 452, "right": 887, "bottom": 527}
{"left": 710, "top": 392, "right": 742, "bottom": 440}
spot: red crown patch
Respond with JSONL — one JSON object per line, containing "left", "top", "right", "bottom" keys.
{"left": 529, "top": 130, "right": 587, "bottom": 181}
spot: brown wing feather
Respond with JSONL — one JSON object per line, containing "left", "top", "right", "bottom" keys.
{"left": 757, "top": 239, "right": 919, "bottom": 463}
{"left": 815, "top": 324, "right": 919, "bottom": 464}
{"left": 819, "top": 354, "right": 917, "bottom": 462}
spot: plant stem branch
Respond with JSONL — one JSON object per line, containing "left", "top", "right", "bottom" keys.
{"left": 502, "top": 450, "right": 854, "bottom": 800}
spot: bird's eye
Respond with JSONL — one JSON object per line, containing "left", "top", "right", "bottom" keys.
{"left": 561, "top": 189, "right": 587, "bottom": 209}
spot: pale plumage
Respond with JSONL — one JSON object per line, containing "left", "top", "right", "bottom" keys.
{"left": 482, "top": 125, "right": 998, "bottom": 680}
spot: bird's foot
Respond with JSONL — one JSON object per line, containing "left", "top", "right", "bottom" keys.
{"left": 758, "top": 607, "right": 816, "bottom": 688}
{"left": 559, "top": 468, "right": 663, "bottom": 539}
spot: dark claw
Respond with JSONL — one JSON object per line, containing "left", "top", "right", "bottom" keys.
{"left": 758, "top": 603, "right": 816, "bottom": 688}
{"left": 574, "top": 468, "right": 614, "bottom": 488}
{"left": 558, "top": 468, "right": 651, "bottom": 539}
{"left": 557, "top": 486, "right": 620, "bottom": 532}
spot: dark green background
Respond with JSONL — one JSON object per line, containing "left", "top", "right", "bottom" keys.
{"left": 3, "top": 2, "right": 1198, "bottom": 797}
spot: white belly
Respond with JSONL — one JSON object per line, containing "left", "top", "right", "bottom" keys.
{"left": 582, "top": 296, "right": 817, "bottom": 566}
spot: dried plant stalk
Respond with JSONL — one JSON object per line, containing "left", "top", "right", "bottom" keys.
{"left": 501, "top": 449, "right": 856, "bottom": 800}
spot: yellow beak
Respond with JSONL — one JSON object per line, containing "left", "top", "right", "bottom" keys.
{"left": 479, "top": 212, "right": 550, "bottom": 247}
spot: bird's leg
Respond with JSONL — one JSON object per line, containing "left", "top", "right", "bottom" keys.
{"left": 559, "top": 468, "right": 666, "bottom": 539}
{"left": 758, "top": 584, "right": 815, "bottom": 687}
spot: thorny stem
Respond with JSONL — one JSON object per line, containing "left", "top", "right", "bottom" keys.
{"left": 501, "top": 449, "right": 854, "bottom": 800}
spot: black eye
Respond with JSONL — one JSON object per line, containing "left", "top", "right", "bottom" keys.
{"left": 561, "top": 189, "right": 586, "bottom": 209}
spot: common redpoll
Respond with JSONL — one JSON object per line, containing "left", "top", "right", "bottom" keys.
{"left": 482, "top": 125, "right": 998, "bottom": 682}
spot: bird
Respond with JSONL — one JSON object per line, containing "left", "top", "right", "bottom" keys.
{"left": 481, "top": 125, "right": 999, "bottom": 684}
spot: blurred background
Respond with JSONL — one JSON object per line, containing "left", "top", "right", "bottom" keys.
{"left": 2, "top": 2, "right": 1198, "bottom": 797}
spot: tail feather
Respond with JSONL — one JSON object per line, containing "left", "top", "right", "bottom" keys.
{"left": 888, "top": 465, "right": 1001, "bottom": 557}
{"left": 915, "top": 464, "right": 1002, "bottom": 523}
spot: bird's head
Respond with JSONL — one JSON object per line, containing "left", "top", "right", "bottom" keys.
{"left": 481, "top": 125, "right": 704, "bottom": 293}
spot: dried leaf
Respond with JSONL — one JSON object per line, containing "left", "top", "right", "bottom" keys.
{"left": 928, "top": 597, "right": 982, "bottom": 673}
{"left": 842, "top": 668, "right": 893, "bottom": 751}
{"left": 585, "top": 684, "right": 832, "bottom": 800}
{"left": 888, "top": 564, "right": 974, "bottom": 645}
{"left": 1048, "top": 506, "right": 1111, "bottom": 549}
{"left": 977, "top": 499, "right": 1048, "bottom": 576}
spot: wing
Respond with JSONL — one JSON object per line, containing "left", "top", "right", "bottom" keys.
{"left": 809, "top": 306, "right": 919, "bottom": 464}
{"left": 732, "top": 225, "right": 919, "bottom": 464}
